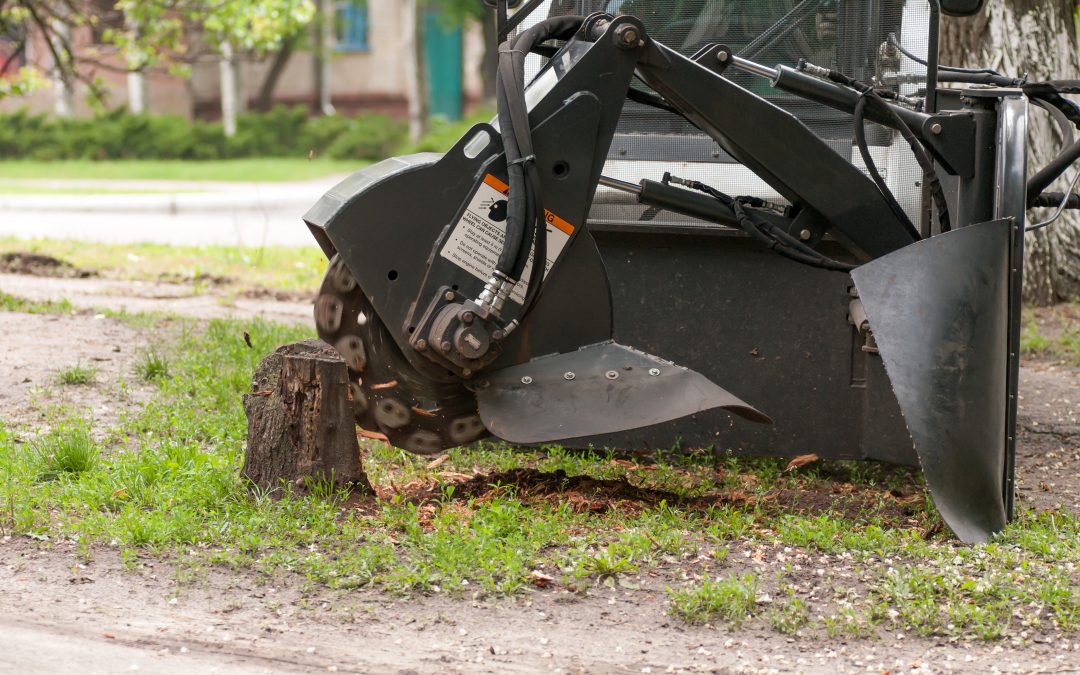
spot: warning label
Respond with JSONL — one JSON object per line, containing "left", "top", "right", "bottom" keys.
{"left": 440, "top": 174, "right": 574, "bottom": 305}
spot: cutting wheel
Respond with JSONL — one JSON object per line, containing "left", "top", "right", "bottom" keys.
{"left": 315, "top": 256, "right": 488, "bottom": 454}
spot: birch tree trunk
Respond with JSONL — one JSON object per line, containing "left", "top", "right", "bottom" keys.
{"left": 941, "top": 0, "right": 1080, "bottom": 304}
{"left": 405, "top": 0, "right": 431, "bottom": 143}
{"left": 219, "top": 42, "right": 238, "bottom": 138}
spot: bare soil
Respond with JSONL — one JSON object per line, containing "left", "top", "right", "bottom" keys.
{"left": 0, "top": 274, "right": 1078, "bottom": 674}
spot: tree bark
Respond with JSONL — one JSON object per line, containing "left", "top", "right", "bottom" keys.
{"left": 256, "top": 38, "right": 296, "bottom": 112}
{"left": 219, "top": 42, "right": 238, "bottom": 137}
{"left": 405, "top": 0, "right": 431, "bottom": 143}
{"left": 481, "top": 10, "right": 497, "bottom": 101}
{"left": 941, "top": 0, "right": 1080, "bottom": 304}
{"left": 313, "top": 0, "right": 336, "bottom": 116}
{"left": 242, "top": 340, "right": 372, "bottom": 494}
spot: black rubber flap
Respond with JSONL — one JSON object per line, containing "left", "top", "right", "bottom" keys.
{"left": 851, "top": 219, "right": 1011, "bottom": 543}
{"left": 476, "top": 341, "right": 770, "bottom": 444}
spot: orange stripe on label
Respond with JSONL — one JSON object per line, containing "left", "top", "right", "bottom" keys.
{"left": 483, "top": 173, "right": 575, "bottom": 236}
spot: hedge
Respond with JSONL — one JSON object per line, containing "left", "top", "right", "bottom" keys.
{"left": 0, "top": 105, "right": 408, "bottom": 161}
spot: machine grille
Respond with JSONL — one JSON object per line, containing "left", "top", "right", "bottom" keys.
{"left": 520, "top": 0, "right": 933, "bottom": 231}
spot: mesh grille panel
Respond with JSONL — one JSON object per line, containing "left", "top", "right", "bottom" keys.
{"left": 521, "top": 0, "right": 931, "bottom": 230}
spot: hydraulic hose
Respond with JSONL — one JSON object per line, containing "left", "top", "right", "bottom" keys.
{"left": 492, "top": 15, "right": 584, "bottom": 288}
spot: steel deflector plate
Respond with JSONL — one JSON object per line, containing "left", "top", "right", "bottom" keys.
{"left": 476, "top": 341, "right": 771, "bottom": 444}
{"left": 851, "top": 219, "right": 1011, "bottom": 544}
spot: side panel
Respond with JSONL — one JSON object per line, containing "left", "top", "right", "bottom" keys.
{"left": 586, "top": 228, "right": 915, "bottom": 464}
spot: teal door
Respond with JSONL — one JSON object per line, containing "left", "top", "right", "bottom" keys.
{"left": 424, "top": 12, "right": 463, "bottom": 121}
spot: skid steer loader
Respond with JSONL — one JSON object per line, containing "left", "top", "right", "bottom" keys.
{"left": 304, "top": 0, "right": 1080, "bottom": 543}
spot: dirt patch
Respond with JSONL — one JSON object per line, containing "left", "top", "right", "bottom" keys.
{"left": 0, "top": 251, "right": 95, "bottom": 278}
{"left": 3, "top": 538, "right": 1079, "bottom": 675}
{"left": 0, "top": 273, "right": 310, "bottom": 325}
{"left": 0, "top": 312, "right": 153, "bottom": 433}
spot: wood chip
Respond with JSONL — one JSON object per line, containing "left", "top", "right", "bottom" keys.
{"left": 784, "top": 453, "right": 819, "bottom": 472}
{"left": 426, "top": 454, "right": 450, "bottom": 469}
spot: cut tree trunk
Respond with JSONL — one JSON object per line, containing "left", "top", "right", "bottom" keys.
{"left": 941, "top": 0, "right": 1080, "bottom": 304}
{"left": 242, "top": 340, "right": 372, "bottom": 494}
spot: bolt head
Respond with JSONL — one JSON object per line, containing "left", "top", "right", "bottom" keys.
{"left": 444, "top": 290, "right": 456, "bottom": 301}
{"left": 605, "top": 370, "right": 619, "bottom": 380}
{"left": 461, "top": 311, "right": 474, "bottom": 325}
{"left": 930, "top": 122, "right": 943, "bottom": 135}
{"left": 521, "top": 376, "right": 533, "bottom": 385}
{"left": 415, "top": 338, "right": 428, "bottom": 351}
{"left": 440, "top": 341, "right": 452, "bottom": 353}
{"left": 648, "top": 368, "right": 661, "bottom": 377}
{"left": 563, "top": 371, "right": 576, "bottom": 381}
{"left": 461, "top": 368, "right": 472, "bottom": 378}
{"left": 716, "top": 50, "right": 730, "bottom": 63}
{"left": 799, "top": 228, "right": 812, "bottom": 241}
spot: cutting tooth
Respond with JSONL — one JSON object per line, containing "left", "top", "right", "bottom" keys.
{"left": 330, "top": 260, "right": 358, "bottom": 292}
{"left": 374, "top": 397, "right": 411, "bottom": 430}
{"left": 349, "top": 382, "right": 368, "bottom": 414}
{"left": 335, "top": 335, "right": 367, "bottom": 372}
{"left": 315, "top": 295, "right": 344, "bottom": 333}
{"left": 403, "top": 430, "right": 443, "bottom": 455}
{"left": 448, "top": 414, "right": 485, "bottom": 445}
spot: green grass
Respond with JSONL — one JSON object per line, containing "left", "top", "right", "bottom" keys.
{"left": 29, "top": 424, "right": 99, "bottom": 481}
{"left": 668, "top": 573, "right": 760, "bottom": 625}
{"left": 0, "top": 158, "right": 360, "bottom": 183}
{"left": 56, "top": 363, "right": 97, "bottom": 386}
{"left": 0, "top": 291, "right": 75, "bottom": 315}
{"left": 0, "top": 302, "right": 1077, "bottom": 642}
{"left": 0, "top": 238, "right": 328, "bottom": 295}
{"left": 1020, "top": 305, "right": 1080, "bottom": 365}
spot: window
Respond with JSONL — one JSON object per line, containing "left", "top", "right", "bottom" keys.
{"left": 335, "top": 1, "right": 369, "bottom": 52}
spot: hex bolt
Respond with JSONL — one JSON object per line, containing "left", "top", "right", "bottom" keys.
{"left": 415, "top": 338, "right": 428, "bottom": 351}
{"left": 461, "top": 311, "right": 474, "bottom": 325}
{"left": 462, "top": 368, "right": 472, "bottom": 378}
{"left": 492, "top": 329, "right": 505, "bottom": 341}
{"left": 440, "top": 341, "right": 452, "bottom": 353}
{"left": 444, "top": 290, "right": 456, "bottom": 301}
{"left": 930, "top": 122, "right": 943, "bottom": 135}
{"left": 563, "top": 371, "right": 576, "bottom": 381}
{"left": 521, "top": 376, "right": 533, "bottom": 385}
{"left": 605, "top": 370, "right": 619, "bottom": 380}
{"left": 615, "top": 25, "right": 639, "bottom": 48}
{"left": 799, "top": 229, "right": 812, "bottom": 241}
{"left": 648, "top": 368, "right": 661, "bottom": 376}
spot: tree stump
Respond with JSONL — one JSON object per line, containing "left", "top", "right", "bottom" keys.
{"left": 242, "top": 339, "right": 372, "bottom": 494}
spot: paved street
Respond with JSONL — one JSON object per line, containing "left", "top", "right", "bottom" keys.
{"left": 0, "top": 177, "right": 346, "bottom": 247}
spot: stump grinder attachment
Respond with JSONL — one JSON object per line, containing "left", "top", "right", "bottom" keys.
{"left": 305, "top": 0, "right": 1078, "bottom": 542}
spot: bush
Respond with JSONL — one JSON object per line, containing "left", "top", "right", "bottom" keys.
{"left": 0, "top": 106, "right": 409, "bottom": 162}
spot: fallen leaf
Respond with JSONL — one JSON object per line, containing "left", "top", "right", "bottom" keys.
{"left": 784, "top": 454, "right": 819, "bottom": 472}
{"left": 527, "top": 571, "right": 554, "bottom": 588}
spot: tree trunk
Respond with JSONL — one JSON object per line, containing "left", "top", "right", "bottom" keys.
{"left": 405, "top": 0, "right": 431, "bottom": 143}
{"left": 941, "top": 0, "right": 1080, "bottom": 304}
{"left": 256, "top": 38, "right": 295, "bottom": 112}
{"left": 242, "top": 340, "right": 372, "bottom": 494}
{"left": 313, "top": 0, "right": 336, "bottom": 116}
{"left": 481, "top": 10, "right": 497, "bottom": 101}
{"left": 219, "top": 42, "right": 238, "bottom": 137}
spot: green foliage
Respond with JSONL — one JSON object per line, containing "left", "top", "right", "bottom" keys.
{"left": 0, "top": 107, "right": 405, "bottom": 162}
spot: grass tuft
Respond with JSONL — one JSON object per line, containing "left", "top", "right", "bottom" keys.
{"left": 136, "top": 350, "right": 170, "bottom": 381}
{"left": 667, "top": 573, "right": 760, "bottom": 625}
{"left": 57, "top": 363, "right": 97, "bottom": 386}
{"left": 30, "top": 424, "right": 99, "bottom": 480}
